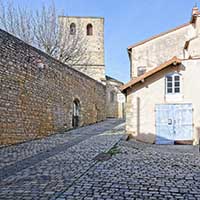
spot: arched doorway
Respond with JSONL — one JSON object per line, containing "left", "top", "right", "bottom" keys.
{"left": 72, "top": 99, "right": 80, "bottom": 128}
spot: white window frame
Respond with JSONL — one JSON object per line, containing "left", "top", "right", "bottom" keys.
{"left": 165, "top": 73, "right": 183, "bottom": 101}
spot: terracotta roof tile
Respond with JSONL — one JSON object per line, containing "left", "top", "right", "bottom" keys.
{"left": 120, "top": 57, "right": 181, "bottom": 92}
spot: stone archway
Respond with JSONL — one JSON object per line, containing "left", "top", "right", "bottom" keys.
{"left": 72, "top": 99, "right": 80, "bottom": 128}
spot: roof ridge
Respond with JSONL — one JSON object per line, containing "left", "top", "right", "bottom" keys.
{"left": 128, "top": 22, "right": 191, "bottom": 50}
{"left": 106, "top": 75, "right": 124, "bottom": 84}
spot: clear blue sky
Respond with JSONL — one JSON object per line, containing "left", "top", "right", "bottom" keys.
{"left": 13, "top": 0, "right": 197, "bottom": 83}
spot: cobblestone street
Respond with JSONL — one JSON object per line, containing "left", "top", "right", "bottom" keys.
{"left": 58, "top": 140, "right": 200, "bottom": 200}
{"left": 0, "top": 119, "right": 125, "bottom": 200}
{"left": 1, "top": 119, "right": 200, "bottom": 200}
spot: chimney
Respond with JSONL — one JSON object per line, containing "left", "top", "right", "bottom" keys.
{"left": 191, "top": 5, "right": 199, "bottom": 23}
{"left": 192, "top": 4, "right": 199, "bottom": 15}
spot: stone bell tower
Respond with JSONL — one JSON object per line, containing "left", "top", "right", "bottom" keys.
{"left": 59, "top": 16, "right": 106, "bottom": 82}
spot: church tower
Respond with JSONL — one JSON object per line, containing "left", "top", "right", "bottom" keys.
{"left": 59, "top": 16, "right": 106, "bottom": 82}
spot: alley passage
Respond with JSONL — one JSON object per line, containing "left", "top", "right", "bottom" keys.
{"left": 1, "top": 119, "right": 200, "bottom": 200}
{"left": 0, "top": 119, "right": 125, "bottom": 200}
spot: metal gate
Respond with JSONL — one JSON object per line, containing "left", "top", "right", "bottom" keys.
{"left": 155, "top": 104, "right": 193, "bottom": 144}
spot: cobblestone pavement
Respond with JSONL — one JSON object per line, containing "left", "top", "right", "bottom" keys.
{"left": 0, "top": 119, "right": 125, "bottom": 200}
{"left": 0, "top": 119, "right": 123, "bottom": 169}
{"left": 57, "top": 140, "right": 200, "bottom": 200}
{"left": 1, "top": 121, "right": 200, "bottom": 200}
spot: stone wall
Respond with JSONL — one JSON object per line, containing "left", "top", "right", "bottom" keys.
{"left": 106, "top": 79, "right": 125, "bottom": 119}
{"left": 106, "top": 82, "right": 118, "bottom": 118}
{"left": 0, "top": 29, "right": 106, "bottom": 145}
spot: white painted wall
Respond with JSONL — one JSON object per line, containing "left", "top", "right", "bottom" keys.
{"left": 130, "top": 24, "right": 195, "bottom": 78}
{"left": 126, "top": 60, "right": 200, "bottom": 144}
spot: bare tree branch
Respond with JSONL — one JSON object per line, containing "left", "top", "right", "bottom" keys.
{"left": 0, "top": 0, "right": 89, "bottom": 66}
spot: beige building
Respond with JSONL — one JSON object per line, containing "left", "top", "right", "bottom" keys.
{"left": 60, "top": 16, "right": 125, "bottom": 119}
{"left": 121, "top": 6, "right": 200, "bottom": 144}
{"left": 105, "top": 76, "right": 125, "bottom": 119}
{"left": 59, "top": 16, "right": 105, "bottom": 82}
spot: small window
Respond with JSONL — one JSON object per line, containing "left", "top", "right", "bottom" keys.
{"left": 110, "top": 91, "right": 115, "bottom": 103}
{"left": 70, "top": 23, "right": 76, "bottom": 35}
{"left": 87, "top": 24, "right": 93, "bottom": 35}
{"left": 137, "top": 66, "right": 146, "bottom": 76}
{"left": 166, "top": 73, "right": 181, "bottom": 94}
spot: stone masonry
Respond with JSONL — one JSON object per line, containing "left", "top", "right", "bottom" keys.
{"left": 59, "top": 16, "right": 105, "bottom": 82}
{"left": 60, "top": 16, "right": 125, "bottom": 119}
{"left": 0, "top": 29, "right": 106, "bottom": 145}
{"left": 105, "top": 76, "right": 125, "bottom": 119}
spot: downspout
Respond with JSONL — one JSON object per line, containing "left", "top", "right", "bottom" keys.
{"left": 127, "top": 48, "right": 132, "bottom": 79}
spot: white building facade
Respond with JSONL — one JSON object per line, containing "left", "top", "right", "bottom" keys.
{"left": 121, "top": 6, "right": 200, "bottom": 144}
